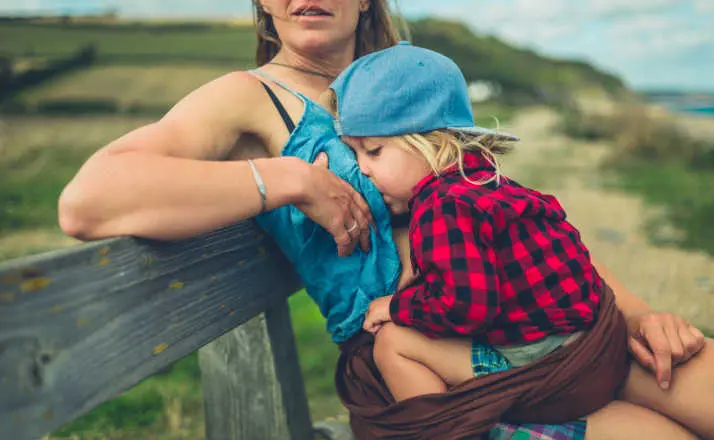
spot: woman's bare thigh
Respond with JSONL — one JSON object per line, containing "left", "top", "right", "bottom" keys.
{"left": 619, "top": 338, "right": 714, "bottom": 438}
{"left": 586, "top": 400, "right": 697, "bottom": 440}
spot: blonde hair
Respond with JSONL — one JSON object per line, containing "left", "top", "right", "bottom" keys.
{"left": 393, "top": 130, "right": 512, "bottom": 187}
{"left": 324, "top": 89, "right": 512, "bottom": 187}
{"left": 252, "top": 0, "right": 405, "bottom": 66}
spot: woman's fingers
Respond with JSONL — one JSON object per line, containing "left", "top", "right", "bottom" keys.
{"left": 629, "top": 336, "right": 656, "bottom": 371}
{"left": 340, "top": 178, "right": 373, "bottom": 253}
{"left": 345, "top": 180, "right": 374, "bottom": 226}
{"left": 639, "top": 315, "right": 672, "bottom": 389}
{"left": 628, "top": 312, "right": 708, "bottom": 391}
{"left": 313, "top": 152, "right": 329, "bottom": 167}
{"left": 308, "top": 152, "right": 375, "bottom": 256}
{"left": 347, "top": 199, "right": 371, "bottom": 253}
{"left": 676, "top": 322, "right": 705, "bottom": 363}
{"left": 662, "top": 315, "right": 686, "bottom": 363}
{"left": 333, "top": 213, "right": 356, "bottom": 258}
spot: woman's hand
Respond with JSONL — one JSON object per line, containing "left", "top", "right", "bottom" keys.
{"left": 294, "top": 153, "right": 373, "bottom": 257}
{"left": 626, "top": 311, "right": 706, "bottom": 390}
{"left": 363, "top": 295, "right": 393, "bottom": 334}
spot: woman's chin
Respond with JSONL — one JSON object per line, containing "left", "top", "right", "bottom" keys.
{"left": 291, "top": 31, "right": 356, "bottom": 55}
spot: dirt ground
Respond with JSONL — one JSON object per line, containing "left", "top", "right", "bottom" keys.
{"left": 501, "top": 107, "right": 714, "bottom": 334}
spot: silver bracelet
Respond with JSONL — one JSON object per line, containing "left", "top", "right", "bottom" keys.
{"left": 247, "top": 159, "right": 267, "bottom": 213}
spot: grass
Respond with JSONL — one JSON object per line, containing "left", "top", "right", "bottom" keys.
{"left": 560, "top": 103, "right": 714, "bottom": 255}
{"left": 473, "top": 101, "right": 518, "bottom": 128}
{"left": 0, "top": 22, "right": 256, "bottom": 65}
{"left": 605, "top": 159, "right": 714, "bottom": 255}
{"left": 52, "top": 350, "right": 205, "bottom": 440}
{"left": 16, "top": 64, "right": 236, "bottom": 112}
{"left": 0, "top": 115, "right": 153, "bottom": 236}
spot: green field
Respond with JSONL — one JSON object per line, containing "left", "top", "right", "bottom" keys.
{"left": 560, "top": 104, "right": 714, "bottom": 256}
{"left": 17, "top": 64, "right": 235, "bottom": 111}
{"left": 607, "top": 159, "right": 714, "bottom": 255}
{"left": 0, "top": 22, "right": 256, "bottom": 64}
{"left": 1, "top": 115, "right": 152, "bottom": 233}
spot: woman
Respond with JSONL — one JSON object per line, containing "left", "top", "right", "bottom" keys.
{"left": 58, "top": 1, "right": 713, "bottom": 438}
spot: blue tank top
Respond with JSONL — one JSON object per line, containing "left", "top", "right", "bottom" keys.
{"left": 251, "top": 70, "right": 401, "bottom": 342}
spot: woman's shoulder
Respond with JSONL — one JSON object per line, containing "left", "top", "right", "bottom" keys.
{"left": 160, "top": 69, "right": 284, "bottom": 151}
{"left": 178, "top": 70, "right": 267, "bottom": 114}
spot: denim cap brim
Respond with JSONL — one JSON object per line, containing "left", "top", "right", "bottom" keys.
{"left": 447, "top": 126, "right": 520, "bottom": 142}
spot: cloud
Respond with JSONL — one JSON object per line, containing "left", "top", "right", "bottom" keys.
{"left": 604, "top": 8, "right": 714, "bottom": 60}
{"left": 693, "top": 0, "right": 714, "bottom": 13}
{"left": 427, "top": 0, "right": 713, "bottom": 89}
{"left": 0, "top": 0, "right": 252, "bottom": 16}
{"left": 0, "top": 0, "right": 110, "bottom": 13}
{"left": 494, "top": 22, "right": 581, "bottom": 44}
{"left": 589, "top": 0, "right": 681, "bottom": 17}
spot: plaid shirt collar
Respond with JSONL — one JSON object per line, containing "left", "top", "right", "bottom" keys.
{"left": 409, "top": 152, "right": 496, "bottom": 209}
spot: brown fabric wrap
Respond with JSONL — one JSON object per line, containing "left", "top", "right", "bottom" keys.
{"left": 335, "top": 283, "right": 630, "bottom": 439}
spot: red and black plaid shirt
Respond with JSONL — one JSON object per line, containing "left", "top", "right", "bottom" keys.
{"left": 390, "top": 152, "right": 601, "bottom": 345}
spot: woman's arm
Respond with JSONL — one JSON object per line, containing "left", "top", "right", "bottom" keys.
{"left": 592, "top": 257, "right": 652, "bottom": 323}
{"left": 59, "top": 72, "right": 372, "bottom": 253}
{"left": 59, "top": 72, "right": 286, "bottom": 240}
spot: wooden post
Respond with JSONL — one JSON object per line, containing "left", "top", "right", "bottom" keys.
{"left": 199, "top": 300, "right": 313, "bottom": 440}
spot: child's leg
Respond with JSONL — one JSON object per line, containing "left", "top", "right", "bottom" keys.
{"left": 619, "top": 338, "right": 714, "bottom": 439}
{"left": 372, "top": 322, "right": 473, "bottom": 401}
{"left": 586, "top": 400, "right": 698, "bottom": 440}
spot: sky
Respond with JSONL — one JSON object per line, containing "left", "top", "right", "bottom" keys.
{"left": 1, "top": 0, "right": 712, "bottom": 91}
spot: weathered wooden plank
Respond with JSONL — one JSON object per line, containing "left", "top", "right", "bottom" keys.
{"left": 0, "top": 221, "right": 302, "bottom": 440}
{"left": 199, "top": 300, "right": 313, "bottom": 440}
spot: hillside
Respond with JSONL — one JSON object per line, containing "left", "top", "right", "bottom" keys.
{"left": 0, "top": 18, "right": 628, "bottom": 107}
{"left": 410, "top": 19, "right": 628, "bottom": 103}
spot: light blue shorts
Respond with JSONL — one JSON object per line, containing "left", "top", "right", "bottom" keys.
{"left": 472, "top": 332, "right": 583, "bottom": 375}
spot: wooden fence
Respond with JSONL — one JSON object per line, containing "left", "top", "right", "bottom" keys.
{"left": 0, "top": 221, "right": 354, "bottom": 440}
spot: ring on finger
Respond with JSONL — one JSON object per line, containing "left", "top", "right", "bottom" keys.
{"left": 346, "top": 220, "right": 359, "bottom": 233}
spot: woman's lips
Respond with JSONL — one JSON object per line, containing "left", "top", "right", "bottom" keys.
{"left": 292, "top": 6, "right": 333, "bottom": 17}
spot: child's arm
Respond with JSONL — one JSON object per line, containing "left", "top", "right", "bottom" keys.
{"left": 389, "top": 196, "right": 500, "bottom": 338}
{"left": 393, "top": 227, "right": 417, "bottom": 290}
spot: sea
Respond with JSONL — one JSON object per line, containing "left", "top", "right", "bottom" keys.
{"left": 643, "top": 93, "right": 714, "bottom": 118}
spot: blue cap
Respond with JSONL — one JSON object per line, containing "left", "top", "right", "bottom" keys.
{"left": 330, "top": 41, "right": 518, "bottom": 141}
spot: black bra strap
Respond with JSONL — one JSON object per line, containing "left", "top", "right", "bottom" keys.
{"left": 261, "top": 82, "right": 296, "bottom": 134}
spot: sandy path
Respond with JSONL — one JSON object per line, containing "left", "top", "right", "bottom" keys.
{"left": 501, "top": 107, "right": 714, "bottom": 333}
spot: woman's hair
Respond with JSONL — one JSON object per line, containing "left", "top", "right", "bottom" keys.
{"left": 252, "top": 0, "right": 404, "bottom": 66}
{"left": 324, "top": 89, "right": 512, "bottom": 187}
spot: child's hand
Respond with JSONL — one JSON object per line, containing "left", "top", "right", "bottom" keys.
{"left": 363, "top": 295, "right": 393, "bottom": 334}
